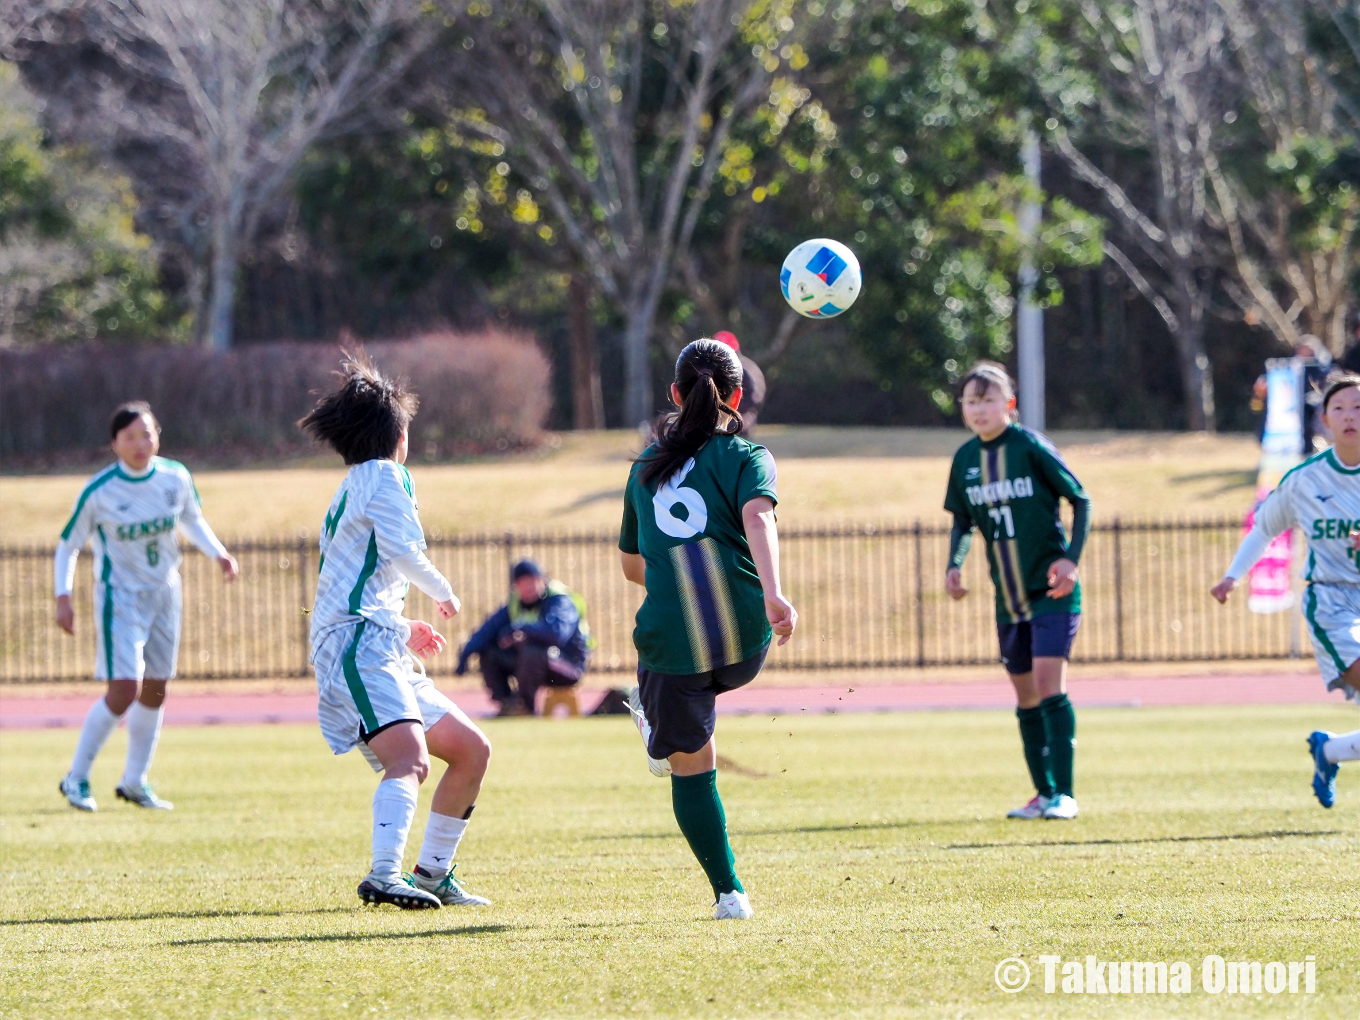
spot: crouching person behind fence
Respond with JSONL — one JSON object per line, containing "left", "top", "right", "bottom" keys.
{"left": 299, "top": 350, "right": 491, "bottom": 911}
{"left": 456, "top": 560, "right": 591, "bottom": 716}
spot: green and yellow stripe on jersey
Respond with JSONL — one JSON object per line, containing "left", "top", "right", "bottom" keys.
{"left": 669, "top": 537, "right": 743, "bottom": 672}
{"left": 981, "top": 443, "right": 1033, "bottom": 622}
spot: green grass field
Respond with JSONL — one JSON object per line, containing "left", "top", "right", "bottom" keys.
{"left": 0, "top": 428, "right": 1260, "bottom": 543}
{"left": 3, "top": 705, "right": 1358, "bottom": 1018}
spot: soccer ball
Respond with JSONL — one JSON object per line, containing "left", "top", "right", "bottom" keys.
{"left": 780, "top": 238, "right": 862, "bottom": 318}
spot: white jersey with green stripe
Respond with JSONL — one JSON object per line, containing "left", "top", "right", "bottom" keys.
{"left": 1229, "top": 449, "right": 1360, "bottom": 586}
{"left": 310, "top": 459, "right": 433, "bottom": 645}
{"left": 56, "top": 458, "right": 223, "bottom": 594}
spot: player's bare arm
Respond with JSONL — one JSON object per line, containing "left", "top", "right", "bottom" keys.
{"left": 743, "top": 496, "right": 796, "bottom": 644}
{"left": 620, "top": 550, "right": 645, "bottom": 586}
{"left": 944, "top": 568, "right": 968, "bottom": 601}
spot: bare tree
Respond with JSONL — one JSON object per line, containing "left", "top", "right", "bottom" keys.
{"left": 438, "top": 0, "right": 797, "bottom": 424}
{"left": 1054, "top": 0, "right": 1229, "bottom": 430}
{"left": 1206, "top": 0, "right": 1358, "bottom": 354}
{"left": 5, "top": 0, "right": 432, "bottom": 349}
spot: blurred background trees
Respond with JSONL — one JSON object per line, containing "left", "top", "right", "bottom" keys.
{"left": 1, "top": 0, "right": 1357, "bottom": 433}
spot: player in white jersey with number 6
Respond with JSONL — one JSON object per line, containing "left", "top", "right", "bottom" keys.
{"left": 300, "top": 351, "right": 491, "bottom": 911}
{"left": 55, "top": 402, "right": 239, "bottom": 812}
{"left": 1213, "top": 375, "right": 1360, "bottom": 808}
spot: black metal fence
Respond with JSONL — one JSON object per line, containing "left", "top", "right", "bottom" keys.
{"left": 0, "top": 519, "right": 1306, "bottom": 682}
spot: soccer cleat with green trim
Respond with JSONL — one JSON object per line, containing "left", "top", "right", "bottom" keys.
{"left": 60, "top": 775, "right": 96, "bottom": 812}
{"left": 714, "top": 890, "right": 754, "bottom": 920}
{"left": 626, "top": 686, "right": 671, "bottom": 777}
{"left": 1006, "top": 794, "right": 1051, "bottom": 819}
{"left": 1042, "top": 794, "right": 1079, "bottom": 819}
{"left": 412, "top": 864, "right": 491, "bottom": 906}
{"left": 357, "top": 871, "right": 441, "bottom": 909}
{"left": 115, "top": 782, "right": 173, "bottom": 810}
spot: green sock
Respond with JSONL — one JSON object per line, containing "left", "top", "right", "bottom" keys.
{"left": 1039, "top": 693, "right": 1076, "bottom": 797}
{"left": 1016, "top": 704, "right": 1055, "bottom": 799}
{"left": 671, "top": 770, "right": 743, "bottom": 897}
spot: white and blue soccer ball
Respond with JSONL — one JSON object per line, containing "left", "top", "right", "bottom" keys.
{"left": 780, "top": 238, "right": 862, "bottom": 319}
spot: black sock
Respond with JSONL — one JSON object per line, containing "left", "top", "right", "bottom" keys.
{"left": 1039, "top": 693, "right": 1076, "bottom": 797}
{"left": 1016, "top": 705, "right": 1055, "bottom": 799}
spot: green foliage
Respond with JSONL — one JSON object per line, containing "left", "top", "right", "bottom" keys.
{"left": 720, "top": 0, "right": 1102, "bottom": 410}
{"left": 0, "top": 64, "right": 172, "bottom": 345}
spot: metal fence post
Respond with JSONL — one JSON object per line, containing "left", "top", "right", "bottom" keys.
{"left": 913, "top": 521, "right": 925, "bottom": 667}
{"left": 296, "top": 534, "right": 310, "bottom": 677}
{"left": 1113, "top": 516, "right": 1124, "bottom": 661}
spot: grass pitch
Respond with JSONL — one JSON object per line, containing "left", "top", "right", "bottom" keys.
{"left": 2, "top": 704, "right": 1358, "bottom": 1018}
{"left": 1, "top": 428, "right": 1260, "bottom": 543}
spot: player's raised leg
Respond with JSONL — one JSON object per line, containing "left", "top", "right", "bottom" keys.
{"left": 412, "top": 706, "right": 492, "bottom": 906}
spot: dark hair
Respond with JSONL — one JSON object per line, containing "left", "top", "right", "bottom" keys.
{"left": 959, "top": 360, "right": 1015, "bottom": 401}
{"left": 638, "top": 339, "right": 744, "bottom": 486}
{"left": 1323, "top": 374, "right": 1360, "bottom": 413}
{"left": 297, "top": 348, "right": 419, "bottom": 465}
{"left": 110, "top": 400, "right": 157, "bottom": 441}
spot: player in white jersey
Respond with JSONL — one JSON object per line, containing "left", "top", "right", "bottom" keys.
{"left": 299, "top": 351, "right": 492, "bottom": 910}
{"left": 54, "top": 402, "right": 239, "bottom": 812}
{"left": 1213, "top": 376, "right": 1360, "bottom": 808}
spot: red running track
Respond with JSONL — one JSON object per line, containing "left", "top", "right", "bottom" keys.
{"left": 0, "top": 671, "right": 1341, "bottom": 730}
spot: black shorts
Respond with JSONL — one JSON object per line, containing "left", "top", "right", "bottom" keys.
{"left": 997, "top": 613, "right": 1080, "bottom": 675}
{"left": 636, "top": 647, "right": 769, "bottom": 759}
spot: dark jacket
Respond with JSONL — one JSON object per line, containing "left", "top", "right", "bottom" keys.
{"left": 456, "top": 585, "right": 589, "bottom": 674}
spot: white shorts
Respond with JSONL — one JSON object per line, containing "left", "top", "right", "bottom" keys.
{"left": 1304, "top": 583, "right": 1360, "bottom": 702}
{"left": 312, "top": 620, "right": 456, "bottom": 772}
{"left": 93, "top": 578, "right": 181, "bottom": 681}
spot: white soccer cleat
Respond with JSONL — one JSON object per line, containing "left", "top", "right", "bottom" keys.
{"left": 357, "top": 871, "right": 441, "bottom": 910}
{"left": 59, "top": 775, "right": 96, "bottom": 812}
{"left": 626, "top": 686, "right": 671, "bottom": 777}
{"left": 115, "top": 782, "right": 173, "bottom": 810}
{"left": 1042, "top": 794, "right": 1079, "bottom": 820}
{"left": 1006, "top": 794, "right": 1051, "bottom": 819}
{"left": 412, "top": 864, "right": 491, "bottom": 906}
{"left": 714, "top": 890, "right": 754, "bottom": 920}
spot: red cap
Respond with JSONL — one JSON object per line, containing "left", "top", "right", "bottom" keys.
{"left": 712, "top": 330, "right": 740, "bottom": 352}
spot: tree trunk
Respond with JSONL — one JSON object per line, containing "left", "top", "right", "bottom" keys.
{"left": 622, "top": 295, "right": 659, "bottom": 428}
{"left": 1174, "top": 312, "right": 1214, "bottom": 432}
{"left": 569, "top": 273, "right": 605, "bottom": 430}
{"left": 206, "top": 212, "right": 238, "bottom": 351}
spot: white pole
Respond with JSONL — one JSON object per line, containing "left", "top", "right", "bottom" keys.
{"left": 1017, "top": 124, "right": 1045, "bottom": 431}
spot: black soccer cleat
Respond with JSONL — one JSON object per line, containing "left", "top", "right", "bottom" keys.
{"left": 357, "top": 872, "right": 442, "bottom": 909}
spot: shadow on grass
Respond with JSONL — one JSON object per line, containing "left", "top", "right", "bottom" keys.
{"left": 166, "top": 923, "right": 515, "bottom": 946}
{"left": 593, "top": 819, "right": 963, "bottom": 841}
{"left": 1, "top": 907, "right": 356, "bottom": 927}
{"left": 947, "top": 828, "right": 1339, "bottom": 850}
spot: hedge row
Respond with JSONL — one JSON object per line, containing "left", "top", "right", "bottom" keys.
{"left": 0, "top": 331, "right": 551, "bottom": 464}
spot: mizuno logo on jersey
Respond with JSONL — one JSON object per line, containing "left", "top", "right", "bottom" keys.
{"left": 966, "top": 467, "right": 981, "bottom": 479}
{"left": 115, "top": 516, "right": 176, "bottom": 541}
{"left": 1311, "top": 518, "right": 1358, "bottom": 540}
{"left": 1317, "top": 494, "right": 1335, "bottom": 503}
{"left": 966, "top": 476, "right": 1035, "bottom": 506}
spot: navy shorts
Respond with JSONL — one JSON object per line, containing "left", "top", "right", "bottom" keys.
{"left": 636, "top": 647, "right": 769, "bottom": 759}
{"left": 997, "top": 613, "right": 1080, "bottom": 675}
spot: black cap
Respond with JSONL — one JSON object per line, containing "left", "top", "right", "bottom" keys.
{"left": 511, "top": 559, "right": 543, "bottom": 581}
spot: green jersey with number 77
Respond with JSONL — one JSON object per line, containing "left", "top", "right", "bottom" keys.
{"left": 943, "top": 424, "right": 1092, "bottom": 624}
{"left": 620, "top": 433, "right": 778, "bottom": 674}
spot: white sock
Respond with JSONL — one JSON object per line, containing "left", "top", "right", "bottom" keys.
{"left": 371, "top": 778, "right": 419, "bottom": 879}
{"left": 121, "top": 702, "right": 164, "bottom": 788}
{"left": 1323, "top": 728, "right": 1360, "bottom": 764}
{"left": 417, "top": 811, "right": 470, "bottom": 876}
{"left": 69, "top": 698, "right": 122, "bottom": 781}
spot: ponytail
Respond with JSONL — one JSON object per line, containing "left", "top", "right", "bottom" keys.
{"left": 639, "top": 339, "right": 745, "bottom": 486}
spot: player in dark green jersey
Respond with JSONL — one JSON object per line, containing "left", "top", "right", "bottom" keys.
{"left": 943, "top": 362, "right": 1091, "bottom": 820}
{"left": 620, "top": 338, "right": 797, "bottom": 921}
